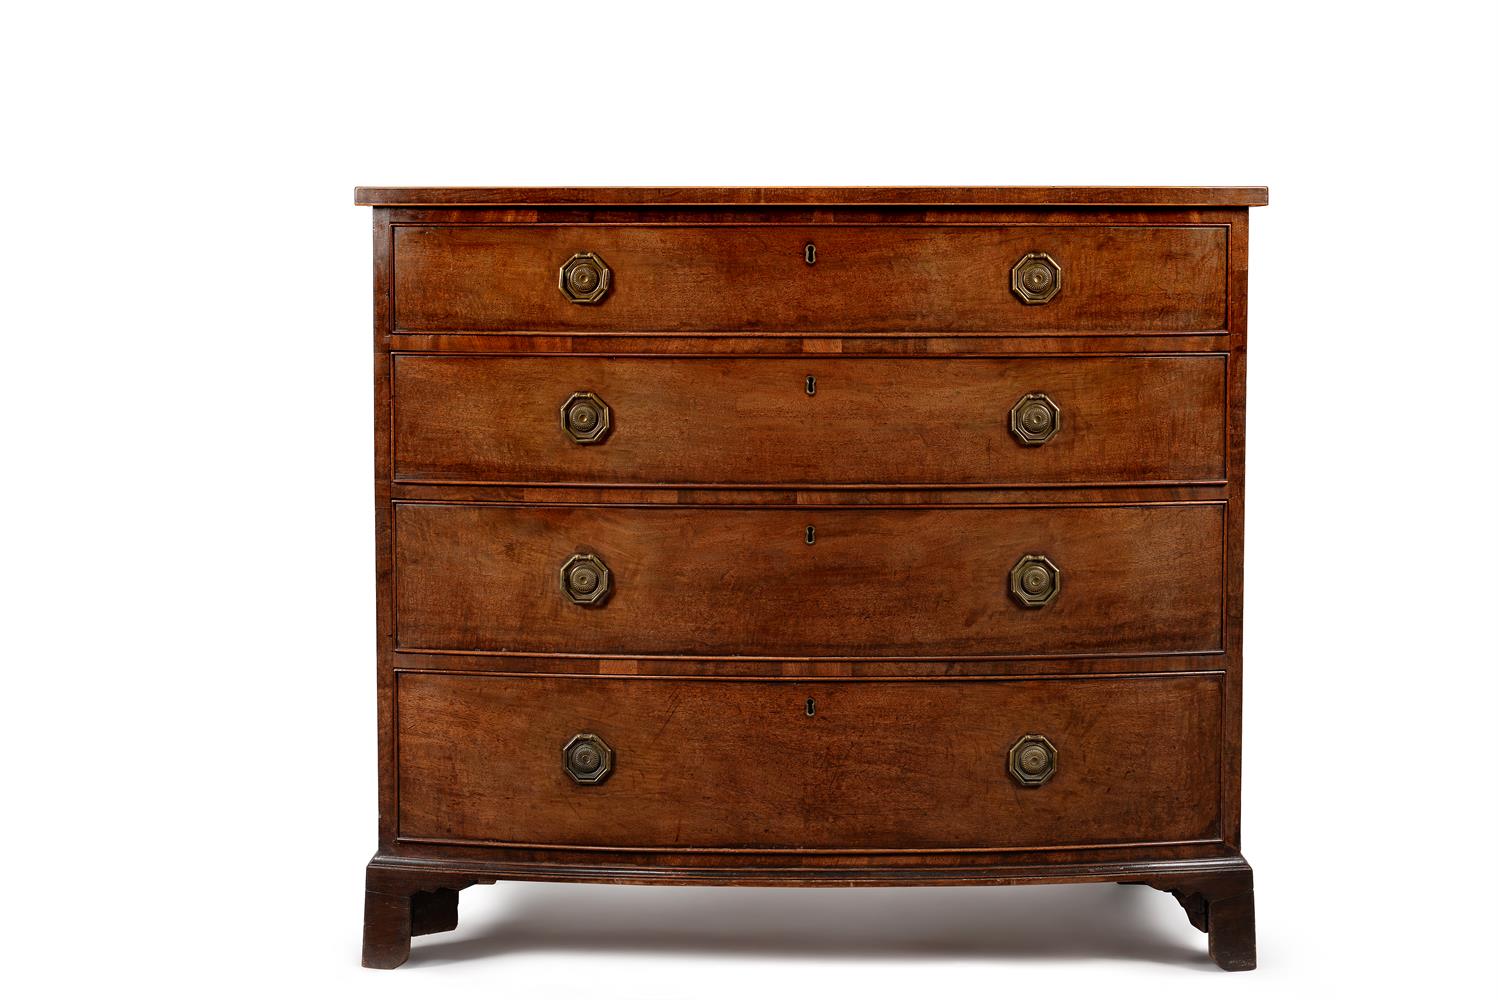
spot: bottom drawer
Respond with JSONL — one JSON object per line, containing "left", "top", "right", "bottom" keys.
{"left": 397, "top": 673, "right": 1223, "bottom": 852}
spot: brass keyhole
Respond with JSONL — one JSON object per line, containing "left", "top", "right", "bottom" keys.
{"left": 805, "top": 525, "right": 816, "bottom": 545}
{"left": 805, "top": 698, "right": 816, "bottom": 716}
{"left": 805, "top": 375, "right": 816, "bottom": 396}
{"left": 804, "top": 243, "right": 817, "bottom": 265}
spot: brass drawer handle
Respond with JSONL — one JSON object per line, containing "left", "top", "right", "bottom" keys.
{"left": 560, "top": 391, "right": 612, "bottom": 444}
{"left": 1010, "top": 392, "right": 1060, "bottom": 445}
{"left": 559, "top": 252, "right": 612, "bottom": 304}
{"left": 1008, "top": 734, "right": 1057, "bottom": 787}
{"left": 1009, "top": 554, "right": 1060, "bottom": 608}
{"left": 1011, "top": 251, "right": 1061, "bottom": 304}
{"left": 560, "top": 553, "right": 612, "bottom": 605}
{"left": 563, "top": 733, "right": 614, "bottom": 784}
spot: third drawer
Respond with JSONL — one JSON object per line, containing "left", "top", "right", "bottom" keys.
{"left": 394, "top": 502, "right": 1225, "bottom": 659}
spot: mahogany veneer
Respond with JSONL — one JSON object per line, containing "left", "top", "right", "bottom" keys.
{"left": 392, "top": 354, "right": 1228, "bottom": 486}
{"left": 357, "top": 185, "right": 1265, "bottom": 970}
{"left": 392, "top": 224, "right": 1227, "bottom": 332}
{"left": 393, "top": 503, "right": 1225, "bottom": 659}
{"left": 397, "top": 673, "right": 1224, "bottom": 851}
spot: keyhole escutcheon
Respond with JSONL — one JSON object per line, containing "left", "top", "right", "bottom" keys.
{"left": 805, "top": 698, "right": 816, "bottom": 717}
{"left": 805, "top": 525, "right": 816, "bottom": 545}
{"left": 805, "top": 375, "right": 816, "bottom": 396}
{"left": 804, "top": 243, "right": 817, "bottom": 265}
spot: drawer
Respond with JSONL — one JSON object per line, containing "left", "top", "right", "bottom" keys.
{"left": 396, "top": 673, "right": 1223, "bottom": 851}
{"left": 392, "top": 225, "right": 1227, "bottom": 333}
{"left": 392, "top": 355, "right": 1227, "bottom": 486}
{"left": 393, "top": 503, "right": 1224, "bottom": 658}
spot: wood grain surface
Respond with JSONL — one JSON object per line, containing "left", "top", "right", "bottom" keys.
{"left": 392, "top": 225, "right": 1227, "bottom": 333}
{"left": 393, "top": 502, "right": 1225, "bottom": 658}
{"left": 392, "top": 354, "right": 1227, "bottom": 486}
{"left": 396, "top": 672, "right": 1223, "bottom": 851}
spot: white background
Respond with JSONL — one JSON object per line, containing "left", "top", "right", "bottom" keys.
{"left": 4, "top": 1, "right": 1496, "bottom": 996}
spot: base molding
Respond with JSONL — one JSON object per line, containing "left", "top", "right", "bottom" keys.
{"left": 361, "top": 851, "right": 1254, "bottom": 970}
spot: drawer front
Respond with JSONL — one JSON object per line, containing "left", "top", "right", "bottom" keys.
{"left": 393, "top": 355, "right": 1227, "bottom": 486}
{"left": 392, "top": 225, "right": 1227, "bottom": 333}
{"left": 394, "top": 503, "right": 1223, "bottom": 658}
{"left": 396, "top": 673, "right": 1223, "bottom": 851}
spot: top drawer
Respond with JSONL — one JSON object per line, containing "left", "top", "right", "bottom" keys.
{"left": 392, "top": 225, "right": 1228, "bottom": 334}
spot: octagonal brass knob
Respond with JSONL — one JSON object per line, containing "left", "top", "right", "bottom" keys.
{"left": 561, "top": 391, "right": 612, "bottom": 445}
{"left": 1008, "top": 734, "right": 1057, "bottom": 787}
{"left": 563, "top": 733, "right": 614, "bottom": 785}
{"left": 560, "top": 553, "right": 611, "bottom": 606}
{"left": 1009, "top": 554, "right": 1060, "bottom": 608}
{"left": 1011, "top": 252, "right": 1061, "bottom": 304}
{"left": 1010, "top": 392, "right": 1060, "bottom": 445}
{"left": 559, "top": 252, "right": 611, "bottom": 304}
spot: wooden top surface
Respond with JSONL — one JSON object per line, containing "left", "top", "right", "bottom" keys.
{"left": 355, "top": 186, "right": 1268, "bottom": 208}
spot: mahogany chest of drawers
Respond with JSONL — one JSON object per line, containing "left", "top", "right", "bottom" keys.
{"left": 354, "top": 185, "right": 1267, "bottom": 970}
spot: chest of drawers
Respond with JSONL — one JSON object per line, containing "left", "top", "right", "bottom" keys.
{"left": 355, "top": 186, "right": 1267, "bottom": 970}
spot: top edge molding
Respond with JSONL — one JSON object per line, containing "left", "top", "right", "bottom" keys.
{"left": 354, "top": 186, "right": 1269, "bottom": 208}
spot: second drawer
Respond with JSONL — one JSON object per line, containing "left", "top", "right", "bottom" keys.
{"left": 392, "top": 355, "right": 1227, "bottom": 486}
{"left": 393, "top": 502, "right": 1225, "bottom": 659}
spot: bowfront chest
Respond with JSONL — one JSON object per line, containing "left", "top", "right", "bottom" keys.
{"left": 355, "top": 186, "right": 1267, "bottom": 970}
